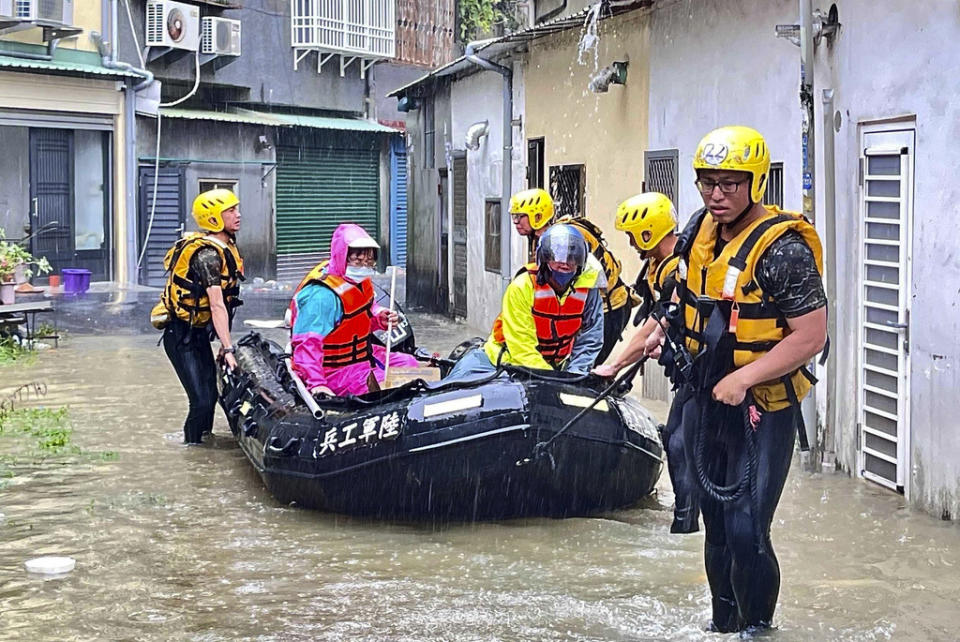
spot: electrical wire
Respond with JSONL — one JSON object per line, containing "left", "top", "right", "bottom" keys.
{"left": 122, "top": 0, "right": 146, "bottom": 68}
{"left": 138, "top": 49, "right": 202, "bottom": 270}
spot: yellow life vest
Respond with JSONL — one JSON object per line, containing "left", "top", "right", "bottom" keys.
{"left": 155, "top": 233, "right": 244, "bottom": 328}
{"left": 678, "top": 206, "right": 823, "bottom": 411}
{"left": 559, "top": 216, "right": 634, "bottom": 312}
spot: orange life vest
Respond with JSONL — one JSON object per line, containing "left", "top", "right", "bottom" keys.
{"left": 491, "top": 263, "right": 589, "bottom": 367}
{"left": 293, "top": 263, "right": 375, "bottom": 368}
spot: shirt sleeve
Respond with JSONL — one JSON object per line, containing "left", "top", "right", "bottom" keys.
{"left": 755, "top": 231, "right": 828, "bottom": 318}
{"left": 290, "top": 284, "right": 344, "bottom": 390}
{"left": 191, "top": 247, "right": 223, "bottom": 290}
{"left": 499, "top": 277, "right": 555, "bottom": 370}
{"left": 565, "top": 287, "right": 604, "bottom": 374}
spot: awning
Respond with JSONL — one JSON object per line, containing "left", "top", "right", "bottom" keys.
{"left": 0, "top": 54, "right": 143, "bottom": 80}
{"left": 387, "top": 0, "right": 649, "bottom": 98}
{"left": 159, "top": 107, "right": 398, "bottom": 133}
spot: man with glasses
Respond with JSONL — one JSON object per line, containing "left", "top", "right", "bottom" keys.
{"left": 641, "top": 126, "right": 827, "bottom": 632}
{"left": 508, "top": 187, "right": 636, "bottom": 363}
{"left": 288, "top": 223, "right": 418, "bottom": 397}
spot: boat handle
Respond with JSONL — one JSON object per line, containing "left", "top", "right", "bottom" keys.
{"left": 266, "top": 437, "right": 301, "bottom": 456}
{"left": 241, "top": 418, "right": 258, "bottom": 437}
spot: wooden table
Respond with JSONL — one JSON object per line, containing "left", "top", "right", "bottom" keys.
{"left": 0, "top": 299, "right": 57, "bottom": 347}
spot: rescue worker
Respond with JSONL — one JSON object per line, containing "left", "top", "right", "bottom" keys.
{"left": 289, "top": 223, "right": 418, "bottom": 397}
{"left": 509, "top": 187, "right": 634, "bottom": 362}
{"left": 645, "top": 126, "right": 827, "bottom": 632}
{"left": 444, "top": 224, "right": 605, "bottom": 381}
{"left": 157, "top": 188, "right": 244, "bottom": 444}
{"left": 592, "top": 191, "right": 699, "bottom": 534}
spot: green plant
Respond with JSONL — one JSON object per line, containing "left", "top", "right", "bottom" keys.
{"left": 0, "top": 336, "right": 34, "bottom": 365}
{"left": 459, "top": 0, "right": 522, "bottom": 42}
{"left": 0, "top": 227, "right": 51, "bottom": 281}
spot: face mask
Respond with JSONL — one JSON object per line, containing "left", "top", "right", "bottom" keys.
{"left": 344, "top": 266, "right": 376, "bottom": 282}
{"left": 550, "top": 270, "right": 576, "bottom": 290}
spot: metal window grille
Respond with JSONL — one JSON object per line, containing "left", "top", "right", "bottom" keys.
{"left": 764, "top": 162, "right": 784, "bottom": 208}
{"left": 484, "top": 200, "right": 501, "bottom": 273}
{"left": 291, "top": 0, "right": 395, "bottom": 57}
{"left": 527, "top": 138, "right": 544, "bottom": 189}
{"left": 549, "top": 164, "right": 585, "bottom": 218}
{"left": 643, "top": 149, "right": 679, "bottom": 207}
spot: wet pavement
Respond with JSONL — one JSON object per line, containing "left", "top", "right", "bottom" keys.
{"left": 0, "top": 287, "right": 958, "bottom": 640}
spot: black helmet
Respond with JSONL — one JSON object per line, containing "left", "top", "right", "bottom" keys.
{"left": 536, "top": 224, "right": 588, "bottom": 284}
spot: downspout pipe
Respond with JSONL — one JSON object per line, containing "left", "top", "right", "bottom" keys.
{"left": 822, "top": 88, "right": 838, "bottom": 464}
{"left": 465, "top": 40, "right": 514, "bottom": 292}
{"left": 799, "top": 0, "right": 820, "bottom": 472}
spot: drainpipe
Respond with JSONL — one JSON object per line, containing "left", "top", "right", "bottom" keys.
{"left": 465, "top": 40, "right": 514, "bottom": 292}
{"left": 799, "top": 0, "right": 820, "bottom": 472}
{"left": 822, "top": 88, "right": 838, "bottom": 465}
{"left": 93, "top": 10, "right": 154, "bottom": 287}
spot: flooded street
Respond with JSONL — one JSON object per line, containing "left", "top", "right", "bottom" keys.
{"left": 1, "top": 320, "right": 958, "bottom": 641}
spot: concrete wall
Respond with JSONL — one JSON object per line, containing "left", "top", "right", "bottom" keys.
{"left": 137, "top": 117, "right": 277, "bottom": 279}
{"left": 449, "top": 63, "right": 528, "bottom": 331}
{"left": 118, "top": 0, "right": 365, "bottom": 112}
{"left": 2, "top": 0, "right": 102, "bottom": 51}
{"left": 371, "top": 62, "right": 433, "bottom": 128}
{"left": 813, "top": 0, "right": 960, "bottom": 517}
{"left": 0, "top": 126, "right": 29, "bottom": 238}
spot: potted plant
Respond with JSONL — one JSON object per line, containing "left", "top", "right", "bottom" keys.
{"left": 0, "top": 228, "right": 51, "bottom": 304}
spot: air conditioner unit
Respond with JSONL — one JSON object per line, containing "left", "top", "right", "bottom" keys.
{"left": 10, "top": 0, "right": 73, "bottom": 23}
{"left": 201, "top": 16, "right": 240, "bottom": 56}
{"left": 146, "top": 0, "right": 200, "bottom": 51}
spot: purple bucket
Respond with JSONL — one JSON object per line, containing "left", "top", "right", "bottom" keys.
{"left": 62, "top": 268, "right": 92, "bottom": 295}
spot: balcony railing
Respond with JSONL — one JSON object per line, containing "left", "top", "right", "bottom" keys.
{"left": 292, "top": 0, "right": 395, "bottom": 59}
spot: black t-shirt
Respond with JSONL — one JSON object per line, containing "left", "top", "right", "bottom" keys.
{"left": 713, "top": 230, "right": 826, "bottom": 319}
{"left": 190, "top": 247, "right": 223, "bottom": 290}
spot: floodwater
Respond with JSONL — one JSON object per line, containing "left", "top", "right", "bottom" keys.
{"left": 1, "top": 316, "right": 959, "bottom": 641}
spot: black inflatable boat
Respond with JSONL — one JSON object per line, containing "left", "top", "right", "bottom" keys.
{"left": 219, "top": 332, "right": 664, "bottom": 521}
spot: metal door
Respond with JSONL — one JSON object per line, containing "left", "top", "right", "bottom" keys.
{"left": 389, "top": 136, "right": 408, "bottom": 266}
{"left": 29, "top": 128, "right": 73, "bottom": 274}
{"left": 452, "top": 154, "right": 468, "bottom": 318}
{"left": 438, "top": 169, "right": 449, "bottom": 313}
{"left": 138, "top": 166, "right": 185, "bottom": 287}
{"left": 857, "top": 127, "right": 914, "bottom": 494}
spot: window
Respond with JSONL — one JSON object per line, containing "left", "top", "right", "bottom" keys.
{"left": 764, "top": 162, "right": 784, "bottom": 208}
{"left": 643, "top": 149, "right": 679, "bottom": 207}
{"left": 424, "top": 98, "right": 435, "bottom": 169}
{"left": 484, "top": 199, "right": 501, "bottom": 273}
{"left": 199, "top": 179, "right": 238, "bottom": 195}
{"left": 549, "top": 164, "right": 585, "bottom": 218}
{"left": 527, "top": 138, "right": 544, "bottom": 188}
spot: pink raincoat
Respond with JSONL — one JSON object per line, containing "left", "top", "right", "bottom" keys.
{"left": 289, "top": 223, "right": 418, "bottom": 396}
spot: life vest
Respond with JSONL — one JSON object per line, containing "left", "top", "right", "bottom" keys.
{"left": 293, "top": 261, "right": 375, "bottom": 368}
{"left": 491, "top": 263, "right": 590, "bottom": 367}
{"left": 635, "top": 253, "right": 680, "bottom": 321}
{"left": 559, "top": 216, "right": 634, "bottom": 312}
{"left": 677, "top": 206, "right": 824, "bottom": 411}
{"left": 159, "top": 233, "right": 244, "bottom": 328}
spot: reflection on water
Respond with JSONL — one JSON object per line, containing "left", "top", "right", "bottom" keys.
{"left": 0, "top": 334, "right": 958, "bottom": 640}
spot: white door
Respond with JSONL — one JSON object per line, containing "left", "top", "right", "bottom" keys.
{"left": 857, "top": 126, "right": 914, "bottom": 494}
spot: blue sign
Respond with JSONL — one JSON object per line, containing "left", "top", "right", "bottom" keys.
{"left": 803, "top": 172, "right": 813, "bottom": 190}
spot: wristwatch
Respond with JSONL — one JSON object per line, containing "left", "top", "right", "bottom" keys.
{"left": 223, "top": 346, "right": 236, "bottom": 354}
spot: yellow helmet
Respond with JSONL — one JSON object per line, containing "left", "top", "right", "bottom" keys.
{"left": 693, "top": 126, "right": 770, "bottom": 203}
{"left": 615, "top": 192, "right": 678, "bottom": 251}
{"left": 509, "top": 188, "right": 555, "bottom": 230}
{"left": 192, "top": 188, "right": 239, "bottom": 233}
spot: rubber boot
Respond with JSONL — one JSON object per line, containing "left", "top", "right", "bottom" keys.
{"left": 705, "top": 543, "right": 740, "bottom": 633}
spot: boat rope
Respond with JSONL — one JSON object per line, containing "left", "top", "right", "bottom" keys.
{"left": 516, "top": 356, "right": 647, "bottom": 469}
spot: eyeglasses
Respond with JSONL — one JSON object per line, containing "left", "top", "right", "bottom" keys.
{"left": 695, "top": 177, "right": 749, "bottom": 195}
{"left": 346, "top": 254, "right": 376, "bottom": 267}
{"left": 510, "top": 213, "right": 528, "bottom": 223}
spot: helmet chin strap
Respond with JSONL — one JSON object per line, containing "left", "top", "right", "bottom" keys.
{"left": 723, "top": 202, "right": 754, "bottom": 231}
